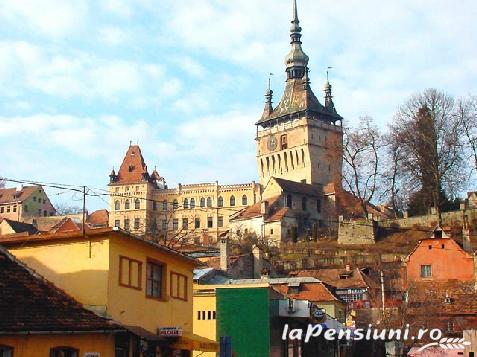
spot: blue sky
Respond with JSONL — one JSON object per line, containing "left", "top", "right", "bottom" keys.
{"left": 1, "top": 0, "right": 477, "bottom": 210}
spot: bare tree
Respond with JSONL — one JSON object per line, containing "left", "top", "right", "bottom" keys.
{"left": 456, "top": 95, "right": 477, "bottom": 174}
{"left": 342, "top": 116, "right": 382, "bottom": 218}
{"left": 389, "top": 89, "right": 466, "bottom": 221}
{"left": 55, "top": 203, "right": 83, "bottom": 215}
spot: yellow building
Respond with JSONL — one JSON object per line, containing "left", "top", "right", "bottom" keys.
{"left": 108, "top": 145, "right": 260, "bottom": 244}
{"left": 0, "top": 226, "right": 218, "bottom": 356}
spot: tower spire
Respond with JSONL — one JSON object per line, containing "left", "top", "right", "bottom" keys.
{"left": 261, "top": 75, "right": 274, "bottom": 119}
{"left": 285, "top": 0, "right": 309, "bottom": 80}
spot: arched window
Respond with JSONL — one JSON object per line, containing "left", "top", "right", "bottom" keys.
{"left": 50, "top": 346, "right": 79, "bottom": 357}
{"left": 218, "top": 196, "right": 224, "bottom": 207}
{"left": 125, "top": 199, "right": 130, "bottom": 210}
{"left": 183, "top": 198, "right": 189, "bottom": 209}
{"left": 200, "top": 197, "right": 205, "bottom": 208}
{"left": 173, "top": 199, "right": 178, "bottom": 210}
{"left": 114, "top": 200, "right": 120, "bottom": 211}
{"left": 134, "top": 198, "right": 140, "bottom": 209}
{"left": 190, "top": 198, "right": 195, "bottom": 209}
{"left": 162, "top": 200, "right": 168, "bottom": 211}
{"left": 230, "top": 195, "right": 235, "bottom": 207}
{"left": 242, "top": 195, "right": 248, "bottom": 206}
{"left": 207, "top": 197, "right": 212, "bottom": 207}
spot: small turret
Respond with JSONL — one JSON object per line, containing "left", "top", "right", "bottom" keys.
{"left": 109, "top": 168, "right": 118, "bottom": 183}
{"left": 261, "top": 88, "right": 274, "bottom": 119}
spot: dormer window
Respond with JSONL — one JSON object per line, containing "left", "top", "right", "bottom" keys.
{"left": 128, "top": 165, "right": 135, "bottom": 172}
{"left": 287, "top": 283, "right": 301, "bottom": 294}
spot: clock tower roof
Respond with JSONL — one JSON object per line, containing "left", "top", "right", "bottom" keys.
{"left": 256, "top": 0, "right": 342, "bottom": 126}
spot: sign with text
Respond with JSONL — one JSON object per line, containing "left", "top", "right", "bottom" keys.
{"left": 159, "top": 327, "right": 183, "bottom": 337}
{"left": 84, "top": 353, "right": 100, "bottom": 357}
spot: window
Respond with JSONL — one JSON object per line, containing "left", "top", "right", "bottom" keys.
{"left": 115, "top": 200, "right": 120, "bottom": 211}
{"left": 170, "top": 272, "right": 188, "bottom": 301}
{"left": 134, "top": 218, "right": 140, "bottom": 230}
{"left": 207, "top": 197, "right": 212, "bottom": 207}
{"left": 184, "top": 198, "right": 189, "bottom": 209}
{"left": 153, "top": 201, "right": 157, "bottom": 211}
{"left": 162, "top": 200, "right": 168, "bottom": 211}
{"left": 242, "top": 195, "right": 248, "bottom": 205}
{"left": 134, "top": 198, "right": 140, "bottom": 209}
{"left": 119, "top": 256, "right": 142, "bottom": 290}
{"left": 114, "top": 220, "right": 120, "bottom": 228}
{"left": 190, "top": 198, "right": 195, "bottom": 209}
{"left": 146, "top": 260, "right": 164, "bottom": 299}
{"left": 195, "top": 218, "right": 200, "bottom": 229}
{"left": 218, "top": 216, "right": 224, "bottom": 228}
{"left": 173, "top": 219, "right": 179, "bottom": 230}
{"left": 270, "top": 229, "right": 274, "bottom": 234}
{"left": 0, "top": 207, "right": 3, "bottom": 213}
{"left": 50, "top": 347, "right": 78, "bottom": 357}
{"left": 281, "top": 134, "right": 288, "bottom": 149}
{"left": 317, "top": 199, "right": 321, "bottom": 212}
{"left": 286, "top": 194, "right": 293, "bottom": 208}
{"left": 182, "top": 218, "right": 189, "bottom": 230}
{"left": 173, "top": 199, "right": 178, "bottom": 210}
{"left": 125, "top": 199, "right": 130, "bottom": 210}
{"left": 302, "top": 197, "right": 307, "bottom": 211}
{"left": 420, "top": 265, "right": 432, "bottom": 278}
{"left": 218, "top": 196, "right": 223, "bottom": 207}
{"left": 124, "top": 219, "right": 130, "bottom": 230}
{"left": 200, "top": 197, "right": 205, "bottom": 208}
{"left": 162, "top": 220, "right": 167, "bottom": 231}
{"left": 207, "top": 216, "right": 213, "bottom": 228}
{"left": 13, "top": 205, "right": 16, "bottom": 213}
{"left": 7, "top": 206, "right": 10, "bottom": 213}
{"left": 230, "top": 195, "right": 235, "bottom": 207}
{"left": 43, "top": 210, "right": 47, "bottom": 217}
{"left": 33, "top": 197, "right": 36, "bottom": 202}
{"left": 0, "top": 345, "right": 13, "bottom": 357}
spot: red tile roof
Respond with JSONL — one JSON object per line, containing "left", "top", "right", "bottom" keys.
{"left": 290, "top": 268, "right": 380, "bottom": 290}
{"left": 87, "top": 209, "right": 109, "bottom": 226}
{"left": 273, "top": 282, "right": 342, "bottom": 302}
{"left": 231, "top": 196, "right": 283, "bottom": 222}
{"left": 0, "top": 227, "right": 200, "bottom": 266}
{"left": 115, "top": 145, "right": 149, "bottom": 184}
{"left": 0, "top": 247, "right": 121, "bottom": 332}
{"left": 0, "top": 185, "right": 38, "bottom": 204}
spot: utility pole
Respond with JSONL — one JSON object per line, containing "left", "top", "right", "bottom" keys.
{"left": 380, "top": 270, "right": 385, "bottom": 320}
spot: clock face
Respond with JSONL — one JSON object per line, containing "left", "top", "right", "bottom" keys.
{"left": 267, "top": 135, "right": 278, "bottom": 151}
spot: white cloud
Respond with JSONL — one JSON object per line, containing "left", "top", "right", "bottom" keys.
{"left": 101, "top": 0, "right": 133, "bottom": 18}
{"left": 98, "top": 26, "right": 129, "bottom": 46}
{"left": 0, "top": 0, "right": 88, "bottom": 38}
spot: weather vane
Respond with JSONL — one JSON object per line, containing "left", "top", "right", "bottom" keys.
{"left": 326, "top": 66, "right": 333, "bottom": 81}
{"left": 268, "top": 72, "right": 274, "bottom": 91}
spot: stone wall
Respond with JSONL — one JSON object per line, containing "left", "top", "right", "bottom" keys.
{"left": 380, "top": 208, "right": 477, "bottom": 229}
{"left": 338, "top": 219, "right": 376, "bottom": 245}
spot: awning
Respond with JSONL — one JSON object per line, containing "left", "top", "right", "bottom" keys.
{"left": 123, "top": 325, "right": 164, "bottom": 342}
{"left": 171, "top": 332, "right": 219, "bottom": 352}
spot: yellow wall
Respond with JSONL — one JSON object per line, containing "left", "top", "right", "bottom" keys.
{"left": 193, "top": 292, "right": 217, "bottom": 357}
{"left": 108, "top": 237, "right": 195, "bottom": 333}
{"left": 8, "top": 232, "right": 196, "bottom": 335}
{"left": 9, "top": 238, "right": 110, "bottom": 309}
{"left": 0, "top": 333, "right": 115, "bottom": 357}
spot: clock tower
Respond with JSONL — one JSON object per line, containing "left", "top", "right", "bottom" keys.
{"left": 256, "top": 0, "right": 343, "bottom": 188}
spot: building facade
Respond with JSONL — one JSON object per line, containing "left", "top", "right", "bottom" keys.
{"left": 255, "top": 0, "right": 343, "bottom": 188}
{"left": 108, "top": 145, "right": 260, "bottom": 244}
{"left": 0, "top": 185, "right": 55, "bottom": 222}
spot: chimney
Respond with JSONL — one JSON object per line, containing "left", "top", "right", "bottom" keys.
{"left": 260, "top": 201, "right": 269, "bottom": 216}
{"left": 252, "top": 245, "right": 263, "bottom": 279}
{"left": 463, "top": 227, "right": 472, "bottom": 253}
{"left": 220, "top": 237, "right": 230, "bottom": 271}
